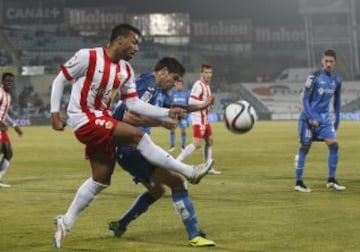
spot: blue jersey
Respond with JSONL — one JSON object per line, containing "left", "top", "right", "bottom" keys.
{"left": 113, "top": 72, "right": 167, "bottom": 134}
{"left": 169, "top": 89, "right": 189, "bottom": 108}
{"left": 298, "top": 69, "right": 342, "bottom": 144}
{"left": 167, "top": 89, "right": 190, "bottom": 128}
{"left": 300, "top": 69, "right": 341, "bottom": 127}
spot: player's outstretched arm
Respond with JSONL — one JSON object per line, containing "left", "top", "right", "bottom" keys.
{"left": 123, "top": 110, "right": 177, "bottom": 130}
{"left": 125, "top": 97, "right": 186, "bottom": 120}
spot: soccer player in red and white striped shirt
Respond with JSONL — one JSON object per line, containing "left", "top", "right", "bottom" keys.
{"left": 176, "top": 64, "right": 221, "bottom": 174}
{"left": 0, "top": 72, "right": 23, "bottom": 188}
{"left": 50, "top": 24, "right": 214, "bottom": 249}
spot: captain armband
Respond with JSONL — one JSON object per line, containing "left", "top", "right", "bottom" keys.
{"left": 305, "top": 75, "right": 315, "bottom": 89}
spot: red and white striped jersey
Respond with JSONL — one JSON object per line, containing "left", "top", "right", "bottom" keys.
{"left": 189, "top": 80, "right": 212, "bottom": 125}
{"left": 0, "top": 86, "right": 11, "bottom": 123}
{"left": 61, "top": 47, "right": 138, "bottom": 129}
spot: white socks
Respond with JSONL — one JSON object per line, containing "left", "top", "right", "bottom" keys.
{"left": 136, "top": 133, "right": 193, "bottom": 178}
{"left": 176, "top": 143, "right": 196, "bottom": 162}
{"left": 177, "top": 143, "right": 212, "bottom": 163}
{"left": 63, "top": 178, "right": 107, "bottom": 230}
{"left": 0, "top": 159, "right": 10, "bottom": 179}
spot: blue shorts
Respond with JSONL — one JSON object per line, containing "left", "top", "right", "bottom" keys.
{"left": 178, "top": 118, "right": 188, "bottom": 129}
{"left": 116, "top": 147, "right": 156, "bottom": 184}
{"left": 298, "top": 119, "right": 336, "bottom": 145}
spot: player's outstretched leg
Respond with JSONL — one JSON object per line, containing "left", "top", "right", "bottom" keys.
{"left": 136, "top": 134, "right": 213, "bottom": 184}
{"left": 189, "top": 159, "right": 214, "bottom": 184}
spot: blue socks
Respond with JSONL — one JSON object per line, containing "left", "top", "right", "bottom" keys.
{"left": 181, "top": 133, "right": 186, "bottom": 148}
{"left": 328, "top": 143, "right": 339, "bottom": 179}
{"left": 172, "top": 190, "right": 199, "bottom": 240}
{"left": 295, "top": 150, "right": 307, "bottom": 182}
{"left": 295, "top": 142, "right": 339, "bottom": 183}
{"left": 170, "top": 132, "right": 186, "bottom": 148}
{"left": 118, "top": 190, "right": 200, "bottom": 240}
{"left": 170, "top": 132, "right": 175, "bottom": 147}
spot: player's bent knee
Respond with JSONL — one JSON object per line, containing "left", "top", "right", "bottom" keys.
{"left": 91, "top": 167, "right": 114, "bottom": 185}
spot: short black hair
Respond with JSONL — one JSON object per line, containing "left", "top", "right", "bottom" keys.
{"left": 2, "top": 72, "right": 14, "bottom": 82}
{"left": 109, "top": 23, "right": 141, "bottom": 42}
{"left": 323, "top": 49, "right": 336, "bottom": 60}
{"left": 154, "top": 57, "right": 185, "bottom": 76}
{"left": 201, "top": 63, "right": 212, "bottom": 72}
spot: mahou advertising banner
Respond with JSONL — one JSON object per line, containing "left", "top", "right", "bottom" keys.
{"left": 191, "top": 20, "right": 251, "bottom": 43}
{"left": 253, "top": 26, "right": 306, "bottom": 49}
{"left": 65, "top": 8, "right": 126, "bottom": 31}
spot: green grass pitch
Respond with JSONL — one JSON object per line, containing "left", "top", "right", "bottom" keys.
{"left": 0, "top": 121, "right": 359, "bottom": 252}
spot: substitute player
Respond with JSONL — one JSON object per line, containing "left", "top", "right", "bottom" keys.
{"left": 294, "top": 49, "right": 345, "bottom": 192}
{"left": 166, "top": 78, "right": 190, "bottom": 152}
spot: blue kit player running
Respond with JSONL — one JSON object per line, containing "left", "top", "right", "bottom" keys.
{"left": 108, "top": 57, "right": 216, "bottom": 247}
{"left": 166, "top": 79, "right": 190, "bottom": 152}
{"left": 294, "top": 49, "right": 346, "bottom": 192}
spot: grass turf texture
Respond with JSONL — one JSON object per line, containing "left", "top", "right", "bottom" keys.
{"left": 0, "top": 121, "right": 359, "bottom": 252}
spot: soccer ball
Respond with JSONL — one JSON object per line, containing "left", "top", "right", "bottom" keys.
{"left": 224, "top": 100, "right": 257, "bottom": 134}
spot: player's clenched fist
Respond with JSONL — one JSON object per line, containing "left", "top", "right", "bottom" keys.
{"left": 51, "top": 112, "right": 66, "bottom": 131}
{"left": 168, "top": 107, "right": 186, "bottom": 119}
